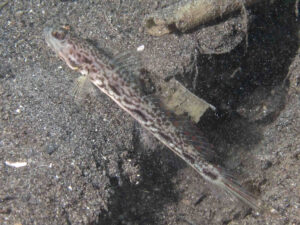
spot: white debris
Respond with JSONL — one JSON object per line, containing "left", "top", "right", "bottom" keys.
{"left": 15, "top": 105, "right": 24, "bottom": 114}
{"left": 5, "top": 161, "right": 27, "bottom": 168}
{"left": 137, "top": 45, "right": 145, "bottom": 52}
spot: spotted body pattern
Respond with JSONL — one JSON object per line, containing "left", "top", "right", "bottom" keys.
{"left": 44, "top": 25, "right": 259, "bottom": 210}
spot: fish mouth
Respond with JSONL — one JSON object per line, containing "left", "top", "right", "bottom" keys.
{"left": 43, "top": 27, "right": 54, "bottom": 47}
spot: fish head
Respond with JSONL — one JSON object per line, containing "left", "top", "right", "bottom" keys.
{"left": 44, "top": 25, "right": 84, "bottom": 72}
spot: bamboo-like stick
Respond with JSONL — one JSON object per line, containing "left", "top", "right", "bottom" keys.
{"left": 144, "top": 0, "right": 262, "bottom": 36}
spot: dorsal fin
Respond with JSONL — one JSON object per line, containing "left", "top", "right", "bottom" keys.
{"left": 110, "top": 50, "right": 141, "bottom": 75}
{"left": 108, "top": 50, "right": 144, "bottom": 93}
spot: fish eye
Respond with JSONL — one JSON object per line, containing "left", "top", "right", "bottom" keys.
{"left": 51, "top": 29, "right": 66, "bottom": 40}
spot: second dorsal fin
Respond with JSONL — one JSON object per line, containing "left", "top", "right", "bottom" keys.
{"left": 110, "top": 50, "right": 141, "bottom": 75}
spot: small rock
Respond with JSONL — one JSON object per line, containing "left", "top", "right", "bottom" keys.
{"left": 261, "top": 160, "right": 272, "bottom": 170}
{"left": 45, "top": 143, "right": 59, "bottom": 155}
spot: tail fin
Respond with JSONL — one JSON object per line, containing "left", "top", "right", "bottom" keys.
{"left": 219, "top": 174, "right": 260, "bottom": 211}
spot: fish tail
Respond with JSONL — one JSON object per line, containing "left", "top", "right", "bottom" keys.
{"left": 218, "top": 173, "right": 260, "bottom": 211}
{"left": 195, "top": 163, "right": 260, "bottom": 210}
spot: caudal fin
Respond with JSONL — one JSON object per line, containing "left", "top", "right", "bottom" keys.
{"left": 219, "top": 175, "right": 260, "bottom": 211}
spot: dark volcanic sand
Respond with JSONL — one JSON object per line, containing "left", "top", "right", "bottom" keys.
{"left": 0, "top": 1, "right": 299, "bottom": 224}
